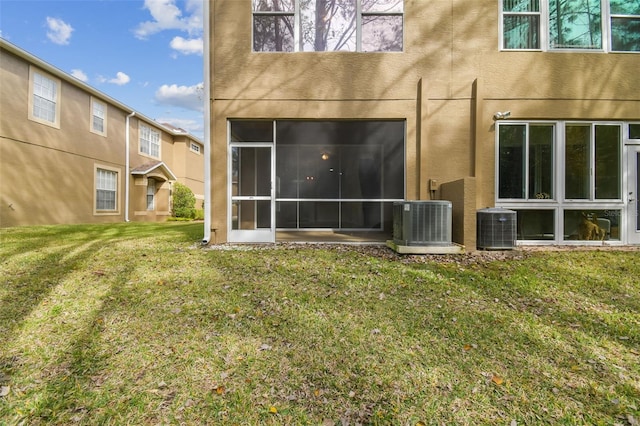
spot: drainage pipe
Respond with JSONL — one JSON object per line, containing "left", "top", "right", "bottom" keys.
{"left": 202, "top": 0, "right": 212, "bottom": 244}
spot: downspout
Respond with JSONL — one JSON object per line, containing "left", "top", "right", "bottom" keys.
{"left": 202, "top": 0, "right": 212, "bottom": 244}
{"left": 125, "top": 111, "right": 136, "bottom": 222}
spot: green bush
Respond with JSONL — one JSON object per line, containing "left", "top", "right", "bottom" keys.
{"left": 172, "top": 182, "right": 196, "bottom": 219}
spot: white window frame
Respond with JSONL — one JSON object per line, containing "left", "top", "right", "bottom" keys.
{"left": 252, "top": 0, "right": 404, "bottom": 52}
{"left": 90, "top": 97, "right": 107, "bottom": 136}
{"left": 95, "top": 165, "right": 119, "bottom": 214}
{"left": 28, "top": 67, "right": 61, "bottom": 128}
{"left": 496, "top": 120, "right": 626, "bottom": 245}
{"left": 499, "top": 0, "right": 639, "bottom": 53}
{"left": 190, "top": 142, "right": 201, "bottom": 154}
{"left": 147, "top": 179, "right": 156, "bottom": 211}
{"left": 140, "top": 124, "right": 161, "bottom": 158}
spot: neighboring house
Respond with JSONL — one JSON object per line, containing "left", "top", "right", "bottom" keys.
{"left": 0, "top": 39, "right": 204, "bottom": 227}
{"left": 205, "top": 0, "right": 640, "bottom": 248}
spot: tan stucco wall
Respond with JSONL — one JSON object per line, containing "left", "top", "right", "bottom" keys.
{"left": 209, "top": 0, "right": 640, "bottom": 245}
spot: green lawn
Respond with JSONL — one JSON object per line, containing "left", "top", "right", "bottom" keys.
{"left": 1, "top": 223, "right": 638, "bottom": 425}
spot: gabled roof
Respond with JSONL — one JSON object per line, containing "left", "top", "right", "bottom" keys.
{"left": 131, "top": 161, "right": 177, "bottom": 181}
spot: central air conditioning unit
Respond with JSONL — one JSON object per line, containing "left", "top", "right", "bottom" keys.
{"left": 393, "top": 201, "right": 452, "bottom": 246}
{"left": 476, "top": 208, "right": 517, "bottom": 250}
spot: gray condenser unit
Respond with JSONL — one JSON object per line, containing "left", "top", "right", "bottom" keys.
{"left": 393, "top": 201, "right": 452, "bottom": 246}
{"left": 476, "top": 208, "right": 517, "bottom": 250}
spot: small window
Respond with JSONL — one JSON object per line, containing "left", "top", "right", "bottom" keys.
{"left": 96, "top": 168, "right": 118, "bottom": 211}
{"left": 147, "top": 179, "right": 156, "bottom": 211}
{"left": 91, "top": 98, "right": 107, "bottom": 136}
{"left": 501, "top": 0, "right": 541, "bottom": 49}
{"left": 28, "top": 67, "right": 61, "bottom": 128}
{"left": 549, "top": 0, "right": 602, "bottom": 49}
{"left": 610, "top": 1, "right": 640, "bottom": 52}
{"left": 629, "top": 123, "right": 640, "bottom": 139}
{"left": 140, "top": 124, "right": 161, "bottom": 158}
{"left": 190, "top": 142, "right": 201, "bottom": 154}
{"left": 253, "top": 0, "right": 403, "bottom": 52}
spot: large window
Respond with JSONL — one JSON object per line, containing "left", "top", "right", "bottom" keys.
{"left": 498, "top": 123, "right": 554, "bottom": 199}
{"left": 564, "top": 123, "right": 621, "bottom": 200}
{"left": 253, "top": 0, "right": 403, "bottom": 52}
{"left": 28, "top": 68, "right": 60, "bottom": 127}
{"left": 501, "top": 0, "right": 640, "bottom": 52}
{"left": 497, "top": 121, "right": 624, "bottom": 243}
{"left": 91, "top": 98, "right": 107, "bottom": 136}
{"left": 140, "top": 124, "right": 160, "bottom": 158}
{"left": 96, "top": 168, "right": 118, "bottom": 211}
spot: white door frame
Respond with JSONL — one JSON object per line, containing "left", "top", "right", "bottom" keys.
{"left": 228, "top": 143, "right": 275, "bottom": 243}
{"left": 627, "top": 145, "right": 640, "bottom": 245}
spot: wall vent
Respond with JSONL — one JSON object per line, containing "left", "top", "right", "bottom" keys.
{"left": 477, "top": 208, "right": 517, "bottom": 250}
{"left": 393, "top": 201, "right": 452, "bottom": 246}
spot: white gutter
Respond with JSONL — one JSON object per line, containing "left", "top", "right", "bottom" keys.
{"left": 202, "top": 0, "right": 212, "bottom": 244}
{"left": 125, "top": 111, "right": 136, "bottom": 222}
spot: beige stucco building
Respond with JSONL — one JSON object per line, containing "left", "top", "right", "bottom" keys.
{"left": 205, "top": 0, "right": 640, "bottom": 249}
{"left": 0, "top": 39, "right": 204, "bottom": 227}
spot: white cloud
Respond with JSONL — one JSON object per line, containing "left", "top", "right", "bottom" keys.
{"left": 97, "top": 72, "right": 131, "bottom": 86}
{"left": 155, "top": 83, "right": 203, "bottom": 112}
{"left": 70, "top": 69, "right": 88, "bottom": 82}
{"left": 46, "top": 17, "right": 74, "bottom": 45}
{"left": 169, "top": 36, "right": 203, "bottom": 56}
{"left": 134, "top": 0, "right": 202, "bottom": 39}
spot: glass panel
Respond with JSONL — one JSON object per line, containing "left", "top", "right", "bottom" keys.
{"left": 253, "top": 15, "right": 295, "bottom": 51}
{"left": 233, "top": 147, "right": 271, "bottom": 197}
{"left": 232, "top": 200, "right": 271, "bottom": 230}
{"left": 498, "top": 125, "right": 525, "bottom": 199}
{"left": 230, "top": 121, "right": 273, "bottom": 142}
{"left": 300, "top": 0, "right": 356, "bottom": 51}
{"left": 363, "top": 0, "right": 404, "bottom": 13}
{"left": 630, "top": 124, "right": 640, "bottom": 139}
{"left": 298, "top": 145, "right": 340, "bottom": 199}
{"left": 276, "top": 145, "right": 299, "bottom": 198}
{"left": 610, "top": 0, "right": 640, "bottom": 15}
{"left": 549, "top": 0, "right": 602, "bottom": 49}
{"left": 253, "top": 0, "right": 294, "bottom": 12}
{"left": 276, "top": 201, "right": 298, "bottom": 228}
{"left": 516, "top": 209, "right": 554, "bottom": 240}
{"left": 637, "top": 153, "right": 640, "bottom": 231}
{"left": 564, "top": 209, "right": 620, "bottom": 240}
{"left": 565, "top": 125, "right": 590, "bottom": 199}
{"left": 300, "top": 201, "right": 339, "bottom": 228}
{"left": 504, "top": 15, "right": 540, "bottom": 49}
{"left": 595, "top": 125, "right": 621, "bottom": 199}
{"left": 503, "top": 0, "right": 539, "bottom": 12}
{"left": 341, "top": 145, "right": 382, "bottom": 199}
{"left": 611, "top": 17, "right": 640, "bottom": 51}
{"left": 341, "top": 202, "right": 382, "bottom": 228}
{"left": 529, "top": 125, "right": 554, "bottom": 199}
{"left": 362, "top": 15, "right": 403, "bottom": 51}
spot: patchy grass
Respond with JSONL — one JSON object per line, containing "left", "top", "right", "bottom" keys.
{"left": 1, "top": 223, "right": 638, "bottom": 425}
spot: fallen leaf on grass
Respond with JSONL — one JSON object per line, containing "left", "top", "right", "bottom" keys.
{"left": 269, "top": 406, "right": 278, "bottom": 414}
{"left": 0, "top": 386, "right": 9, "bottom": 397}
{"left": 214, "top": 385, "right": 225, "bottom": 395}
{"left": 492, "top": 375, "right": 504, "bottom": 385}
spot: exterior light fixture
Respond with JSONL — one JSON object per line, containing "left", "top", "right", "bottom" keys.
{"left": 493, "top": 111, "right": 511, "bottom": 121}
{"left": 321, "top": 152, "right": 330, "bottom": 160}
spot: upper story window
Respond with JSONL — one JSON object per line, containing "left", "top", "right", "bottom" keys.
{"left": 190, "top": 142, "right": 201, "bottom": 154}
{"left": 91, "top": 98, "right": 107, "bottom": 136}
{"left": 28, "top": 67, "right": 61, "bottom": 128}
{"left": 140, "top": 124, "right": 161, "bottom": 158}
{"left": 500, "top": 0, "right": 640, "bottom": 52}
{"left": 252, "top": 0, "right": 403, "bottom": 52}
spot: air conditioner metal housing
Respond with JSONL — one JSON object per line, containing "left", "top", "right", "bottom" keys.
{"left": 393, "top": 201, "right": 452, "bottom": 246}
{"left": 476, "top": 208, "right": 517, "bottom": 250}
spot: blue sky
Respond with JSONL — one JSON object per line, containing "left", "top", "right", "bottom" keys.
{"left": 0, "top": 0, "right": 205, "bottom": 138}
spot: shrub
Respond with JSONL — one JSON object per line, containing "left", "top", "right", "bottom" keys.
{"left": 173, "top": 182, "right": 196, "bottom": 219}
